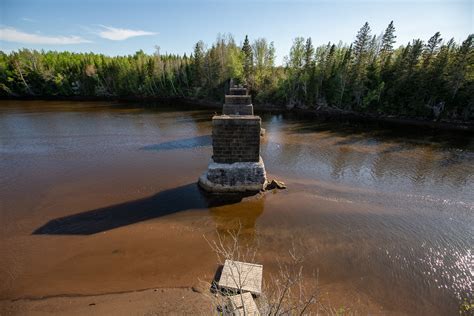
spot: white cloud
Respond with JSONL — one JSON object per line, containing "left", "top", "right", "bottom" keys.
{"left": 0, "top": 27, "right": 91, "bottom": 44}
{"left": 21, "top": 17, "right": 36, "bottom": 22}
{"left": 97, "top": 25, "right": 157, "bottom": 41}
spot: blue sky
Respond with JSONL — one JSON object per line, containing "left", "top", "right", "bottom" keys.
{"left": 1, "top": 0, "right": 472, "bottom": 64}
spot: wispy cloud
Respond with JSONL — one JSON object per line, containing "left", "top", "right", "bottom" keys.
{"left": 21, "top": 17, "right": 36, "bottom": 22}
{"left": 97, "top": 25, "right": 157, "bottom": 41}
{"left": 0, "top": 27, "right": 91, "bottom": 44}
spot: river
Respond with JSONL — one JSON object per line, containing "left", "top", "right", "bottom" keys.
{"left": 0, "top": 100, "right": 472, "bottom": 314}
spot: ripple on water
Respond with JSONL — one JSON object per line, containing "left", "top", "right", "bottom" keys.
{"left": 1, "top": 101, "right": 473, "bottom": 314}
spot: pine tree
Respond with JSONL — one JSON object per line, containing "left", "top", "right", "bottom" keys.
{"left": 353, "top": 22, "right": 372, "bottom": 64}
{"left": 423, "top": 32, "right": 442, "bottom": 66}
{"left": 302, "top": 37, "right": 315, "bottom": 105}
{"left": 407, "top": 39, "right": 424, "bottom": 72}
{"left": 449, "top": 34, "right": 473, "bottom": 98}
{"left": 426, "top": 32, "right": 443, "bottom": 54}
{"left": 304, "top": 37, "right": 314, "bottom": 68}
{"left": 204, "top": 45, "right": 221, "bottom": 89}
{"left": 368, "top": 34, "right": 379, "bottom": 62}
{"left": 351, "top": 22, "right": 372, "bottom": 108}
{"left": 426, "top": 39, "right": 454, "bottom": 118}
{"left": 380, "top": 21, "right": 396, "bottom": 57}
{"left": 404, "top": 39, "right": 425, "bottom": 114}
{"left": 242, "top": 35, "right": 253, "bottom": 86}
{"left": 192, "top": 41, "right": 205, "bottom": 88}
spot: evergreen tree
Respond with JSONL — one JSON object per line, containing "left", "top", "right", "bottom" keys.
{"left": 304, "top": 37, "right": 314, "bottom": 68}
{"left": 353, "top": 22, "right": 372, "bottom": 63}
{"left": 380, "top": 21, "right": 396, "bottom": 58}
{"left": 423, "top": 32, "right": 442, "bottom": 66}
{"left": 303, "top": 37, "right": 316, "bottom": 105}
{"left": 192, "top": 41, "right": 205, "bottom": 88}
{"left": 242, "top": 35, "right": 253, "bottom": 86}
{"left": 351, "top": 22, "right": 372, "bottom": 108}
{"left": 0, "top": 26, "right": 472, "bottom": 122}
{"left": 449, "top": 34, "right": 473, "bottom": 98}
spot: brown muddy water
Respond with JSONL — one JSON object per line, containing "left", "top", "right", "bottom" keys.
{"left": 0, "top": 100, "right": 473, "bottom": 315}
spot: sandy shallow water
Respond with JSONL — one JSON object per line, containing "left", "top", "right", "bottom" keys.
{"left": 1, "top": 100, "right": 473, "bottom": 315}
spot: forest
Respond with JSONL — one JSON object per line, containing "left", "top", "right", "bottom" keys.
{"left": 1, "top": 22, "right": 473, "bottom": 122}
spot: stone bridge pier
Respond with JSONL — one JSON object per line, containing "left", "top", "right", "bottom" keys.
{"left": 198, "top": 84, "right": 267, "bottom": 192}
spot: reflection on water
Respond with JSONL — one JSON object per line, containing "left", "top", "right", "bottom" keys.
{"left": 0, "top": 101, "right": 473, "bottom": 314}
{"left": 261, "top": 113, "right": 473, "bottom": 199}
{"left": 259, "top": 113, "right": 474, "bottom": 313}
{"left": 209, "top": 195, "right": 264, "bottom": 237}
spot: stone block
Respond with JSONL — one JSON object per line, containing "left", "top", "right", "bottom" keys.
{"left": 229, "top": 87, "right": 248, "bottom": 95}
{"left": 222, "top": 104, "right": 254, "bottom": 115}
{"left": 212, "top": 115, "right": 261, "bottom": 163}
{"left": 218, "top": 260, "right": 263, "bottom": 296}
{"left": 226, "top": 292, "right": 260, "bottom": 315}
{"left": 225, "top": 95, "right": 252, "bottom": 105}
{"left": 198, "top": 157, "right": 267, "bottom": 192}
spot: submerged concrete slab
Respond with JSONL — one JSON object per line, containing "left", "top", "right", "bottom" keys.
{"left": 218, "top": 260, "right": 263, "bottom": 296}
{"left": 198, "top": 157, "right": 267, "bottom": 193}
{"left": 226, "top": 292, "right": 260, "bottom": 316}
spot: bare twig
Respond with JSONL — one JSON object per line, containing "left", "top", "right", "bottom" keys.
{"left": 203, "top": 224, "right": 320, "bottom": 315}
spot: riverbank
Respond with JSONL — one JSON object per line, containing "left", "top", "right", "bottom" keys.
{"left": 1, "top": 96, "right": 473, "bottom": 132}
{"left": 177, "top": 97, "right": 474, "bottom": 132}
{"left": 0, "top": 287, "right": 212, "bottom": 315}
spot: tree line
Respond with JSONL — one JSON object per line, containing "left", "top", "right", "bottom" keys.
{"left": 0, "top": 22, "right": 472, "bottom": 121}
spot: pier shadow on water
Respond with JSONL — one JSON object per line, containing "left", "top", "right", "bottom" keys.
{"left": 140, "top": 135, "right": 211, "bottom": 151}
{"left": 33, "top": 183, "right": 260, "bottom": 235}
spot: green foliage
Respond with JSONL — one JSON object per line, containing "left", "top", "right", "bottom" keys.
{"left": 1, "top": 25, "right": 472, "bottom": 121}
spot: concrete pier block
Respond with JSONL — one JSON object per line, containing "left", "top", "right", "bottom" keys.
{"left": 226, "top": 292, "right": 260, "bottom": 315}
{"left": 218, "top": 260, "right": 263, "bottom": 296}
{"left": 198, "top": 157, "right": 267, "bottom": 192}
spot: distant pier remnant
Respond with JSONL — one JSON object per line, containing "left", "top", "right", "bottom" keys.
{"left": 223, "top": 85, "right": 254, "bottom": 115}
{"left": 198, "top": 84, "right": 267, "bottom": 192}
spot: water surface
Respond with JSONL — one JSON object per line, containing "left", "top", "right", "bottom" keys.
{"left": 0, "top": 100, "right": 473, "bottom": 314}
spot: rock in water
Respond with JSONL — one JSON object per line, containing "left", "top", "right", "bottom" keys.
{"left": 265, "top": 179, "right": 286, "bottom": 190}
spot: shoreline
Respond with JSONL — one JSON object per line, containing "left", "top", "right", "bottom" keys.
{"left": 1, "top": 95, "right": 472, "bottom": 132}
{"left": 0, "top": 287, "right": 212, "bottom": 315}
